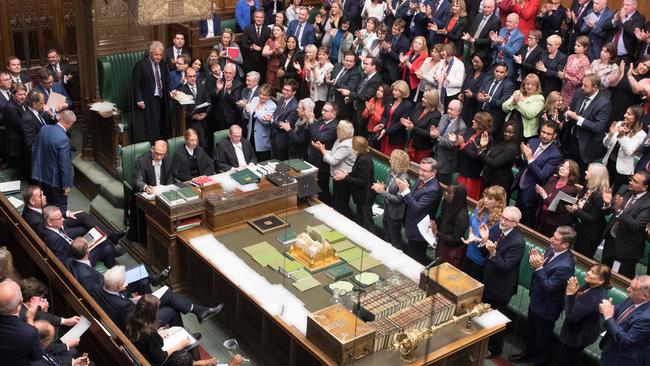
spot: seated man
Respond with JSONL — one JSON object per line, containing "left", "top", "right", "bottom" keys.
{"left": 32, "top": 320, "right": 90, "bottom": 366}
{"left": 0, "top": 279, "right": 43, "bottom": 364}
{"left": 214, "top": 125, "right": 257, "bottom": 172}
{"left": 135, "top": 140, "right": 174, "bottom": 195}
{"left": 22, "top": 185, "right": 127, "bottom": 242}
{"left": 67, "top": 238, "right": 169, "bottom": 298}
{"left": 95, "top": 265, "right": 223, "bottom": 330}
{"left": 40, "top": 205, "right": 121, "bottom": 268}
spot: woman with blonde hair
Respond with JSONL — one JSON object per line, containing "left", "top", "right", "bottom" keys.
{"left": 171, "top": 128, "right": 215, "bottom": 181}
{"left": 282, "top": 98, "right": 316, "bottom": 159}
{"left": 502, "top": 73, "right": 545, "bottom": 140}
{"left": 602, "top": 105, "right": 646, "bottom": 192}
{"left": 401, "top": 89, "right": 442, "bottom": 163}
{"left": 399, "top": 36, "right": 429, "bottom": 98}
{"left": 0, "top": 246, "right": 20, "bottom": 282}
{"left": 413, "top": 44, "right": 444, "bottom": 103}
{"left": 566, "top": 163, "right": 609, "bottom": 258}
{"left": 376, "top": 80, "right": 413, "bottom": 156}
{"left": 214, "top": 28, "right": 244, "bottom": 78}
{"left": 305, "top": 47, "right": 333, "bottom": 116}
{"left": 372, "top": 149, "right": 411, "bottom": 249}
{"left": 461, "top": 185, "right": 507, "bottom": 281}
{"left": 537, "top": 34, "right": 566, "bottom": 96}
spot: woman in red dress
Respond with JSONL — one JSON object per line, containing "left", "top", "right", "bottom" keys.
{"left": 456, "top": 111, "right": 493, "bottom": 199}
{"left": 376, "top": 80, "right": 412, "bottom": 156}
{"left": 362, "top": 84, "right": 389, "bottom": 149}
{"left": 560, "top": 35, "right": 590, "bottom": 104}
{"left": 262, "top": 25, "right": 286, "bottom": 94}
{"left": 399, "top": 36, "right": 428, "bottom": 99}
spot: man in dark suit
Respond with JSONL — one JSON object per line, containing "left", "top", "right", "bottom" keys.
{"left": 326, "top": 51, "right": 361, "bottom": 121}
{"left": 199, "top": 13, "right": 222, "bottom": 38}
{"left": 287, "top": 7, "right": 316, "bottom": 51}
{"left": 175, "top": 67, "right": 211, "bottom": 148}
{"left": 263, "top": 0, "right": 285, "bottom": 25}
{"left": 602, "top": 0, "right": 646, "bottom": 62}
{"left": 599, "top": 275, "right": 650, "bottom": 365}
{"left": 0, "top": 71, "right": 13, "bottom": 168}
{"left": 476, "top": 63, "right": 514, "bottom": 137}
{"left": 134, "top": 140, "right": 173, "bottom": 195}
{"left": 32, "top": 320, "right": 89, "bottom": 366}
{"left": 580, "top": 0, "right": 614, "bottom": 60}
{"left": 4, "top": 83, "right": 28, "bottom": 176}
{"left": 636, "top": 21, "right": 650, "bottom": 60}
{"left": 431, "top": 100, "right": 466, "bottom": 185}
{"left": 337, "top": 56, "right": 382, "bottom": 136}
{"left": 132, "top": 41, "right": 171, "bottom": 143}
{"left": 45, "top": 49, "right": 73, "bottom": 89}
{"left": 210, "top": 63, "right": 243, "bottom": 132}
{"left": 0, "top": 279, "right": 43, "bottom": 364}
{"left": 307, "top": 102, "right": 339, "bottom": 205}
{"left": 34, "top": 68, "right": 72, "bottom": 118}
{"left": 461, "top": 0, "right": 500, "bottom": 56}
{"left": 565, "top": 74, "right": 611, "bottom": 174}
{"left": 168, "top": 54, "right": 190, "bottom": 91}
{"left": 96, "top": 265, "right": 222, "bottom": 331}
{"left": 380, "top": 19, "right": 410, "bottom": 84}
{"left": 6, "top": 56, "right": 31, "bottom": 88}
{"left": 513, "top": 29, "right": 544, "bottom": 87}
{"left": 164, "top": 33, "right": 191, "bottom": 70}
{"left": 31, "top": 110, "right": 75, "bottom": 211}
{"left": 417, "top": 0, "right": 452, "bottom": 46}
{"left": 214, "top": 125, "right": 257, "bottom": 172}
{"left": 564, "top": 0, "right": 594, "bottom": 54}
{"left": 271, "top": 79, "right": 299, "bottom": 161}
{"left": 395, "top": 157, "right": 443, "bottom": 265}
{"left": 601, "top": 171, "right": 650, "bottom": 278}
{"left": 480, "top": 206, "right": 525, "bottom": 358}
{"left": 512, "top": 121, "right": 562, "bottom": 228}
{"left": 341, "top": 0, "right": 361, "bottom": 31}
{"left": 509, "top": 226, "right": 576, "bottom": 365}
{"left": 242, "top": 10, "right": 271, "bottom": 82}
{"left": 22, "top": 90, "right": 50, "bottom": 179}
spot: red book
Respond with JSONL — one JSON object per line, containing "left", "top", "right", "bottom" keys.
{"left": 226, "top": 47, "right": 239, "bottom": 63}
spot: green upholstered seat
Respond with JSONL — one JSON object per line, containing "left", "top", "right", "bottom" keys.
{"left": 213, "top": 129, "right": 230, "bottom": 153}
{"left": 121, "top": 141, "right": 152, "bottom": 194}
{"left": 221, "top": 19, "right": 237, "bottom": 33}
{"left": 167, "top": 136, "right": 185, "bottom": 159}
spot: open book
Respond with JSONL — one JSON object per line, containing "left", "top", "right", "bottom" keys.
{"left": 548, "top": 191, "right": 578, "bottom": 212}
{"left": 83, "top": 227, "right": 107, "bottom": 251}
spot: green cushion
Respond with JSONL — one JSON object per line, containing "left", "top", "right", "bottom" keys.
{"left": 167, "top": 136, "right": 185, "bottom": 159}
{"left": 213, "top": 129, "right": 230, "bottom": 154}
{"left": 121, "top": 141, "right": 152, "bottom": 192}
{"left": 97, "top": 50, "right": 147, "bottom": 115}
{"left": 221, "top": 19, "right": 237, "bottom": 33}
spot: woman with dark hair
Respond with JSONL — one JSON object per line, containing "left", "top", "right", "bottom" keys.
{"left": 603, "top": 105, "right": 647, "bottom": 192}
{"left": 460, "top": 52, "right": 490, "bottom": 124}
{"left": 401, "top": 89, "right": 442, "bottom": 163}
{"left": 363, "top": 84, "right": 389, "bottom": 148}
{"left": 560, "top": 264, "right": 611, "bottom": 366}
{"left": 277, "top": 36, "right": 303, "bottom": 87}
{"left": 440, "top": 0, "right": 468, "bottom": 56}
{"left": 587, "top": 43, "right": 620, "bottom": 90}
{"left": 559, "top": 35, "right": 590, "bottom": 104}
{"left": 262, "top": 25, "right": 286, "bottom": 93}
{"left": 431, "top": 184, "right": 469, "bottom": 269}
{"left": 334, "top": 136, "right": 376, "bottom": 231}
{"left": 455, "top": 112, "right": 492, "bottom": 200}
{"left": 609, "top": 58, "right": 650, "bottom": 121}
{"left": 323, "top": 16, "right": 354, "bottom": 64}
{"left": 535, "top": 0, "right": 567, "bottom": 46}
{"left": 478, "top": 120, "right": 520, "bottom": 194}
{"left": 535, "top": 159, "right": 580, "bottom": 237}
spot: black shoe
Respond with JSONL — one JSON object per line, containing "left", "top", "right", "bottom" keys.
{"left": 486, "top": 351, "right": 501, "bottom": 359}
{"left": 508, "top": 352, "right": 534, "bottom": 363}
{"left": 191, "top": 332, "right": 202, "bottom": 341}
{"left": 150, "top": 266, "right": 171, "bottom": 286}
{"left": 114, "top": 244, "right": 126, "bottom": 257}
{"left": 196, "top": 303, "right": 224, "bottom": 324}
{"left": 115, "top": 225, "right": 130, "bottom": 241}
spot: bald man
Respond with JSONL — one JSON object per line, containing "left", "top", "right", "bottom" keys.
{"left": 33, "top": 320, "right": 90, "bottom": 366}
{"left": 490, "top": 13, "right": 524, "bottom": 77}
{"left": 0, "top": 279, "right": 43, "bottom": 364}
{"left": 214, "top": 125, "right": 257, "bottom": 172}
{"left": 134, "top": 140, "right": 173, "bottom": 194}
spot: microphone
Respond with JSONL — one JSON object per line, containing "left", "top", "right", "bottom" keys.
{"left": 424, "top": 256, "right": 442, "bottom": 270}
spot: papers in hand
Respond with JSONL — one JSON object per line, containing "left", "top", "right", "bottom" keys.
{"left": 8, "top": 196, "right": 24, "bottom": 209}
{"left": 83, "top": 227, "right": 107, "bottom": 251}
{"left": 159, "top": 326, "right": 198, "bottom": 352}
{"left": 583, "top": 11, "right": 600, "bottom": 24}
{"left": 548, "top": 191, "right": 578, "bottom": 212}
{"left": 89, "top": 101, "right": 115, "bottom": 113}
{"left": 46, "top": 92, "right": 67, "bottom": 110}
{"left": 125, "top": 264, "right": 149, "bottom": 285}
{"left": 60, "top": 316, "right": 91, "bottom": 344}
{"left": 172, "top": 91, "right": 195, "bottom": 105}
{"left": 152, "top": 285, "right": 169, "bottom": 299}
{"left": 192, "top": 102, "right": 211, "bottom": 114}
{"left": 417, "top": 215, "right": 436, "bottom": 245}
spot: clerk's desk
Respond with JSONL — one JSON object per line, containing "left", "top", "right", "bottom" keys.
{"left": 131, "top": 176, "right": 503, "bottom": 366}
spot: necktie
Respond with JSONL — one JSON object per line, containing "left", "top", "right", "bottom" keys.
{"left": 432, "top": 0, "right": 440, "bottom": 16}
{"left": 616, "top": 304, "right": 636, "bottom": 324}
{"left": 391, "top": 36, "right": 397, "bottom": 50}
{"left": 190, "top": 85, "right": 196, "bottom": 97}
{"left": 576, "top": 5, "right": 585, "bottom": 20}
{"left": 473, "top": 16, "right": 489, "bottom": 40}
{"left": 37, "top": 112, "right": 45, "bottom": 125}
{"left": 154, "top": 63, "right": 163, "bottom": 94}
{"left": 257, "top": 26, "right": 261, "bottom": 37}
{"left": 482, "top": 80, "right": 499, "bottom": 109}
{"left": 55, "top": 65, "right": 62, "bottom": 81}
{"left": 59, "top": 228, "right": 72, "bottom": 243}
{"left": 578, "top": 96, "right": 591, "bottom": 115}
{"left": 518, "top": 144, "right": 544, "bottom": 188}
{"left": 609, "top": 195, "right": 638, "bottom": 237}
{"left": 42, "top": 353, "right": 60, "bottom": 366}
{"left": 247, "top": 89, "right": 254, "bottom": 103}
{"left": 497, "top": 31, "right": 511, "bottom": 61}
{"left": 544, "top": 252, "right": 555, "bottom": 265}
{"left": 416, "top": 180, "right": 425, "bottom": 190}
{"left": 176, "top": 49, "right": 180, "bottom": 59}
{"left": 295, "top": 22, "right": 303, "bottom": 38}
{"left": 358, "top": 75, "right": 370, "bottom": 92}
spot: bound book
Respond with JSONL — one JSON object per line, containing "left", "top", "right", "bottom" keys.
{"left": 159, "top": 191, "right": 186, "bottom": 206}
{"left": 177, "top": 216, "right": 201, "bottom": 231}
{"left": 177, "top": 187, "right": 200, "bottom": 201}
{"left": 192, "top": 101, "right": 211, "bottom": 114}
{"left": 325, "top": 264, "right": 354, "bottom": 281}
{"left": 191, "top": 176, "right": 214, "bottom": 186}
{"left": 230, "top": 168, "right": 260, "bottom": 185}
{"left": 276, "top": 230, "right": 297, "bottom": 245}
{"left": 284, "top": 159, "right": 312, "bottom": 172}
{"left": 226, "top": 47, "right": 240, "bottom": 63}
{"left": 266, "top": 172, "right": 296, "bottom": 186}
{"left": 84, "top": 227, "right": 107, "bottom": 251}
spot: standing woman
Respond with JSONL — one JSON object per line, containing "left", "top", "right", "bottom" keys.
{"left": 376, "top": 80, "right": 412, "bottom": 156}
{"left": 215, "top": 29, "right": 245, "bottom": 79}
{"left": 442, "top": 0, "right": 468, "bottom": 59}
{"left": 602, "top": 105, "right": 647, "bottom": 193}
{"left": 282, "top": 97, "right": 317, "bottom": 159}
{"left": 312, "top": 120, "right": 356, "bottom": 219}
{"left": 236, "top": 0, "right": 261, "bottom": 32}
{"left": 478, "top": 120, "right": 521, "bottom": 194}
{"left": 586, "top": 43, "right": 620, "bottom": 90}
{"left": 539, "top": 91, "right": 570, "bottom": 148}
{"left": 296, "top": 44, "right": 318, "bottom": 99}
{"left": 432, "top": 184, "right": 469, "bottom": 269}
{"left": 433, "top": 43, "right": 465, "bottom": 111}
{"left": 535, "top": 0, "right": 566, "bottom": 45}
{"left": 306, "top": 47, "right": 334, "bottom": 117}
{"left": 566, "top": 163, "right": 609, "bottom": 259}
{"left": 399, "top": 36, "right": 429, "bottom": 99}
{"left": 401, "top": 89, "right": 442, "bottom": 163}
{"left": 536, "top": 34, "right": 566, "bottom": 96}
{"left": 262, "top": 25, "right": 286, "bottom": 94}
{"left": 534, "top": 159, "right": 580, "bottom": 237}
{"left": 456, "top": 111, "right": 493, "bottom": 200}
{"left": 559, "top": 35, "right": 590, "bottom": 104}
{"left": 511, "top": 0, "right": 540, "bottom": 40}
{"left": 362, "top": 84, "right": 389, "bottom": 148}
{"left": 323, "top": 17, "right": 354, "bottom": 64}
{"left": 413, "top": 44, "right": 444, "bottom": 103}
{"left": 560, "top": 264, "right": 610, "bottom": 366}
{"left": 245, "top": 84, "right": 277, "bottom": 161}
{"left": 334, "top": 136, "right": 376, "bottom": 231}
{"left": 361, "top": 0, "right": 388, "bottom": 23}
{"left": 460, "top": 52, "right": 490, "bottom": 124}
{"left": 277, "top": 36, "right": 304, "bottom": 88}
{"left": 372, "top": 149, "right": 411, "bottom": 250}
{"left": 352, "top": 17, "right": 380, "bottom": 58}
{"left": 502, "top": 73, "right": 545, "bottom": 140}
{"left": 285, "top": 0, "right": 302, "bottom": 23}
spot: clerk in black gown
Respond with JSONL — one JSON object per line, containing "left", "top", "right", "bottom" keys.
{"left": 171, "top": 128, "right": 215, "bottom": 182}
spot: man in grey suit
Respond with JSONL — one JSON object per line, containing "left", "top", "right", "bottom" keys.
{"left": 431, "top": 99, "right": 466, "bottom": 185}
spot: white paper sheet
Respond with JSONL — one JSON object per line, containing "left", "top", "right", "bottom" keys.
{"left": 417, "top": 215, "right": 435, "bottom": 245}
{"left": 0, "top": 180, "right": 20, "bottom": 193}
{"left": 152, "top": 285, "right": 169, "bottom": 299}
{"left": 125, "top": 264, "right": 149, "bottom": 285}
{"left": 60, "top": 316, "right": 91, "bottom": 343}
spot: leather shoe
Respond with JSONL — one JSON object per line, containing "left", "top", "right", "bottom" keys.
{"left": 508, "top": 352, "right": 534, "bottom": 363}
{"left": 191, "top": 332, "right": 202, "bottom": 341}
{"left": 485, "top": 351, "right": 501, "bottom": 359}
{"left": 114, "top": 244, "right": 126, "bottom": 257}
{"left": 151, "top": 266, "right": 171, "bottom": 286}
{"left": 196, "top": 303, "right": 224, "bottom": 324}
{"left": 115, "top": 225, "right": 130, "bottom": 240}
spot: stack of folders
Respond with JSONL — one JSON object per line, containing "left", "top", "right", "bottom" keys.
{"left": 368, "top": 318, "right": 399, "bottom": 351}
{"left": 159, "top": 191, "right": 186, "bottom": 206}
{"left": 410, "top": 294, "right": 456, "bottom": 327}
{"left": 177, "top": 216, "right": 201, "bottom": 231}
{"left": 361, "top": 282, "right": 426, "bottom": 321}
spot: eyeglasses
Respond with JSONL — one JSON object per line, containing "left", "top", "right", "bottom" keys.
{"left": 501, "top": 215, "right": 515, "bottom": 223}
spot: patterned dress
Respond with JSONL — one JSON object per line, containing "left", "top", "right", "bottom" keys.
{"left": 560, "top": 54, "right": 590, "bottom": 104}
{"left": 265, "top": 38, "right": 283, "bottom": 93}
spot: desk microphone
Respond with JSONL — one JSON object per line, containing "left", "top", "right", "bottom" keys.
{"left": 424, "top": 256, "right": 442, "bottom": 270}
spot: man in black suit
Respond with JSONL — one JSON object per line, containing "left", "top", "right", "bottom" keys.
{"left": 45, "top": 49, "right": 72, "bottom": 89}
{"left": 337, "top": 56, "right": 382, "bottom": 136}
{"left": 22, "top": 90, "right": 48, "bottom": 175}
{"left": 341, "top": 0, "right": 360, "bottom": 30}
{"left": 380, "top": 19, "right": 410, "bottom": 85}
{"left": 199, "top": 13, "right": 222, "bottom": 38}
{"left": 0, "top": 279, "right": 43, "bottom": 364}
{"left": 175, "top": 67, "right": 211, "bottom": 148}
{"left": 271, "top": 79, "right": 299, "bottom": 161}
{"left": 601, "top": 171, "right": 650, "bottom": 278}
{"left": 461, "top": 0, "right": 500, "bottom": 56}
{"left": 480, "top": 206, "right": 525, "bottom": 358}
{"left": 564, "top": 0, "right": 594, "bottom": 54}
{"left": 134, "top": 140, "right": 174, "bottom": 195}
{"left": 564, "top": 74, "right": 611, "bottom": 174}
{"left": 602, "top": 0, "right": 646, "bottom": 63}
{"left": 512, "top": 29, "right": 544, "bottom": 88}
{"left": 509, "top": 226, "right": 576, "bottom": 365}
{"left": 132, "top": 41, "right": 171, "bottom": 143}
{"left": 326, "top": 51, "right": 361, "bottom": 121}
{"left": 211, "top": 63, "right": 243, "bottom": 132}
{"left": 0, "top": 71, "right": 12, "bottom": 168}
{"left": 164, "top": 32, "right": 191, "bottom": 70}
{"left": 6, "top": 56, "right": 31, "bottom": 88}
{"left": 307, "top": 102, "right": 339, "bottom": 205}
{"left": 96, "top": 265, "right": 222, "bottom": 331}
{"left": 476, "top": 63, "right": 514, "bottom": 138}
{"left": 32, "top": 320, "right": 89, "bottom": 366}
{"left": 4, "top": 83, "right": 28, "bottom": 176}
{"left": 214, "top": 125, "right": 257, "bottom": 172}
{"left": 263, "top": 0, "right": 285, "bottom": 26}
{"left": 636, "top": 21, "right": 650, "bottom": 60}
{"left": 241, "top": 10, "right": 270, "bottom": 82}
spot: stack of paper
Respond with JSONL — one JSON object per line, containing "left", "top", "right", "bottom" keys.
{"left": 0, "top": 180, "right": 20, "bottom": 194}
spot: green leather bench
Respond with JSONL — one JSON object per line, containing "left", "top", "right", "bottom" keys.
{"left": 221, "top": 18, "right": 237, "bottom": 33}
{"left": 121, "top": 141, "right": 152, "bottom": 200}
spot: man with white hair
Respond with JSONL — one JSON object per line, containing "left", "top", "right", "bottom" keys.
{"left": 96, "top": 266, "right": 223, "bottom": 330}
{"left": 0, "top": 279, "right": 43, "bottom": 363}
{"left": 132, "top": 40, "right": 171, "bottom": 143}
{"left": 489, "top": 13, "right": 525, "bottom": 77}
{"left": 214, "top": 125, "right": 257, "bottom": 172}
{"left": 212, "top": 63, "right": 243, "bottom": 132}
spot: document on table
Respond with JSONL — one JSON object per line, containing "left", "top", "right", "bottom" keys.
{"left": 0, "top": 180, "right": 20, "bottom": 194}
{"left": 417, "top": 215, "right": 435, "bottom": 245}
{"left": 60, "top": 316, "right": 91, "bottom": 344}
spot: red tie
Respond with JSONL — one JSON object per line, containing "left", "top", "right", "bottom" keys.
{"left": 416, "top": 180, "right": 425, "bottom": 190}
{"left": 498, "top": 31, "right": 511, "bottom": 61}
{"left": 616, "top": 304, "right": 636, "bottom": 324}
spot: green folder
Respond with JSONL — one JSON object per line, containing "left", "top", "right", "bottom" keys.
{"left": 311, "top": 224, "right": 331, "bottom": 234}
{"left": 347, "top": 256, "right": 381, "bottom": 271}
{"left": 293, "top": 276, "right": 321, "bottom": 292}
{"left": 332, "top": 240, "right": 356, "bottom": 253}
{"left": 323, "top": 230, "right": 345, "bottom": 243}
{"left": 290, "top": 268, "right": 311, "bottom": 281}
{"left": 284, "top": 159, "right": 312, "bottom": 171}
{"left": 252, "top": 250, "right": 285, "bottom": 267}
{"left": 268, "top": 258, "right": 303, "bottom": 272}
{"left": 230, "top": 168, "right": 260, "bottom": 185}
{"left": 177, "top": 187, "right": 199, "bottom": 200}
{"left": 338, "top": 247, "right": 368, "bottom": 262}
{"left": 243, "top": 241, "right": 276, "bottom": 256}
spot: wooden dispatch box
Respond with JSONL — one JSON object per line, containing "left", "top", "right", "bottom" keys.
{"left": 419, "top": 262, "right": 484, "bottom": 315}
{"left": 306, "top": 303, "right": 376, "bottom": 365}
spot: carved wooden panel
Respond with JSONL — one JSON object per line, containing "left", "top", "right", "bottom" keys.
{"left": 136, "top": 0, "right": 212, "bottom": 25}
{"left": 94, "top": 0, "right": 153, "bottom": 56}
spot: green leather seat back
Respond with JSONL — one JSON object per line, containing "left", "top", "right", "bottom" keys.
{"left": 221, "top": 19, "right": 237, "bottom": 33}
{"left": 167, "top": 136, "right": 185, "bottom": 159}
{"left": 98, "top": 50, "right": 147, "bottom": 115}
{"left": 121, "top": 141, "right": 152, "bottom": 192}
{"left": 213, "top": 129, "right": 230, "bottom": 153}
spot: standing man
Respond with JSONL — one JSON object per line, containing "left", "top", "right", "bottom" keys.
{"left": 481, "top": 206, "right": 525, "bottom": 358}
{"left": 0, "top": 71, "right": 13, "bottom": 169}
{"left": 164, "top": 33, "right": 191, "bottom": 70}
{"left": 6, "top": 56, "right": 31, "bottom": 89}
{"left": 476, "top": 63, "right": 515, "bottom": 137}
{"left": 22, "top": 90, "right": 48, "bottom": 175}
{"left": 395, "top": 157, "right": 443, "bottom": 265}
{"left": 45, "top": 49, "right": 73, "bottom": 90}
{"left": 490, "top": 14, "right": 525, "bottom": 77}
{"left": 287, "top": 7, "right": 316, "bottom": 51}
{"left": 431, "top": 99, "right": 465, "bottom": 185}
{"left": 598, "top": 275, "right": 650, "bottom": 365}
{"left": 337, "top": 56, "right": 382, "bottom": 136}
{"left": 380, "top": 19, "right": 410, "bottom": 85}
{"left": 242, "top": 10, "right": 271, "bottom": 82}
{"left": 175, "top": 67, "right": 210, "bottom": 148}
{"left": 601, "top": 171, "right": 650, "bottom": 278}
{"left": 326, "top": 51, "right": 361, "bottom": 121}
{"left": 307, "top": 102, "right": 339, "bottom": 205}
{"left": 31, "top": 110, "right": 75, "bottom": 212}
{"left": 602, "top": 0, "right": 645, "bottom": 63}
{"left": 580, "top": 0, "right": 614, "bottom": 60}
{"left": 211, "top": 63, "right": 243, "bottom": 132}
{"left": 34, "top": 68, "right": 72, "bottom": 115}
{"left": 509, "top": 226, "right": 576, "bottom": 365}
{"left": 4, "top": 83, "right": 28, "bottom": 177}
{"left": 271, "top": 80, "right": 299, "bottom": 161}
{"left": 462, "top": 0, "right": 501, "bottom": 56}
{"left": 565, "top": 0, "right": 594, "bottom": 54}
{"left": 132, "top": 41, "right": 171, "bottom": 143}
